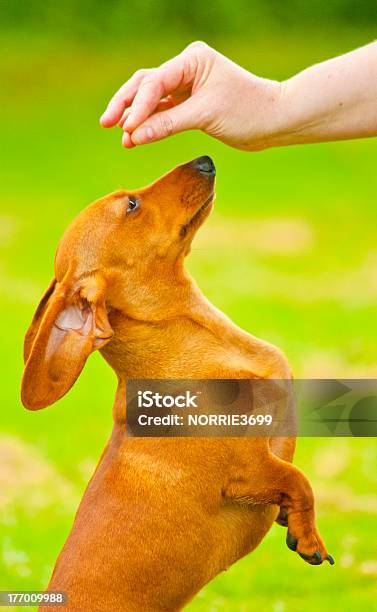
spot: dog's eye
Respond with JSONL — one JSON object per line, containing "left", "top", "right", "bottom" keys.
{"left": 126, "top": 196, "right": 139, "bottom": 214}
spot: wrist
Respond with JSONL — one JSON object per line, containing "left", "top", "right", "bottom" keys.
{"left": 252, "top": 78, "right": 298, "bottom": 150}
{"left": 242, "top": 78, "right": 294, "bottom": 151}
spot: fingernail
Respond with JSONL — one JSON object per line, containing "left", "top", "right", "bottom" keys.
{"left": 100, "top": 110, "right": 109, "bottom": 123}
{"left": 132, "top": 126, "right": 154, "bottom": 144}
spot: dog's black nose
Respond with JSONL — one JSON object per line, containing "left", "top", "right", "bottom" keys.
{"left": 191, "top": 156, "right": 216, "bottom": 176}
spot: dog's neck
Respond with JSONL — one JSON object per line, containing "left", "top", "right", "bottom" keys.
{"left": 102, "top": 260, "right": 261, "bottom": 418}
{"left": 106, "top": 266, "right": 243, "bottom": 352}
{"left": 101, "top": 258, "right": 282, "bottom": 424}
{"left": 106, "top": 254, "right": 233, "bottom": 328}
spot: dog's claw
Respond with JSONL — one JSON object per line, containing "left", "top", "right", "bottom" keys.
{"left": 286, "top": 532, "right": 334, "bottom": 566}
{"left": 313, "top": 550, "right": 322, "bottom": 563}
{"left": 298, "top": 550, "right": 320, "bottom": 563}
{"left": 286, "top": 532, "right": 297, "bottom": 551}
{"left": 300, "top": 549, "right": 326, "bottom": 565}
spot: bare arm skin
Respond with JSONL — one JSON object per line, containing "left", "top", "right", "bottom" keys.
{"left": 100, "top": 41, "right": 377, "bottom": 151}
{"left": 276, "top": 41, "right": 377, "bottom": 147}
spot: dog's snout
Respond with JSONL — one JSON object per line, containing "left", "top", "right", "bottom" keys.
{"left": 191, "top": 156, "right": 216, "bottom": 176}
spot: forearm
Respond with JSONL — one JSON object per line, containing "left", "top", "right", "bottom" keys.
{"left": 268, "top": 42, "right": 377, "bottom": 148}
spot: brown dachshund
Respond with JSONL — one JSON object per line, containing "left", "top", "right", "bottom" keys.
{"left": 21, "top": 157, "right": 332, "bottom": 612}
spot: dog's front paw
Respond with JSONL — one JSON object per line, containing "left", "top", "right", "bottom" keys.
{"left": 286, "top": 530, "right": 334, "bottom": 566}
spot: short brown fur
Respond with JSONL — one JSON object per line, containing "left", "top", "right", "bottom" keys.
{"left": 21, "top": 158, "right": 330, "bottom": 611}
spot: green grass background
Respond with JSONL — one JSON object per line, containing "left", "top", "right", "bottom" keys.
{"left": 1, "top": 19, "right": 377, "bottom": 612}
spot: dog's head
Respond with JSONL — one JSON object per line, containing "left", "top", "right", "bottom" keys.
{"left": 21, "top": 157, "right": 215, "bottom": 410}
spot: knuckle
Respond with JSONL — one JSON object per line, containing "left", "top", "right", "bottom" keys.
{"left": 140, "top": 72, "right": 162, "bottom": 93}
{"left": 134, "top": 68, "right": 148, "bottom": 79}
{"left": 186, "top": 40, "right": 209, "bottom": 54}
{"left": 159, "top": 112, "right": 174, "bottom": 137}
{"left": 141, "top": 74, "right": 154, "bottom": 87}
{"left": 182, "top": 41, "right": 212, "bottom": 83}
{"left": 197, "top": 107, "right": 212, "bottom": 129}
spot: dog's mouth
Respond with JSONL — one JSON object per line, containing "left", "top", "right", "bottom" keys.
{"left": 180, "top": 193, "right": 214, "bottom": 238}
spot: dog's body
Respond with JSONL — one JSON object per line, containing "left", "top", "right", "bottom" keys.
{"left": 21, "top": 157, "right": 331, "bottom": 611}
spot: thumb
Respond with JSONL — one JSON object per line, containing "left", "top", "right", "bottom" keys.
{"left": 129, "top": 98, "right": 200, "bottom": 145}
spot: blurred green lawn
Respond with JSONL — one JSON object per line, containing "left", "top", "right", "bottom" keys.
{"left": 1, "top": 30, "right": 377, "bottom": 611}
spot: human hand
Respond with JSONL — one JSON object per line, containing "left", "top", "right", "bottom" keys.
{"left": 100, "top": 41, "right": 283, "bottom": 151}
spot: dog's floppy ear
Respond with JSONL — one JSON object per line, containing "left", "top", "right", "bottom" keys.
{"left": 21, "top": 274, "right": 113, "bottom": 410}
